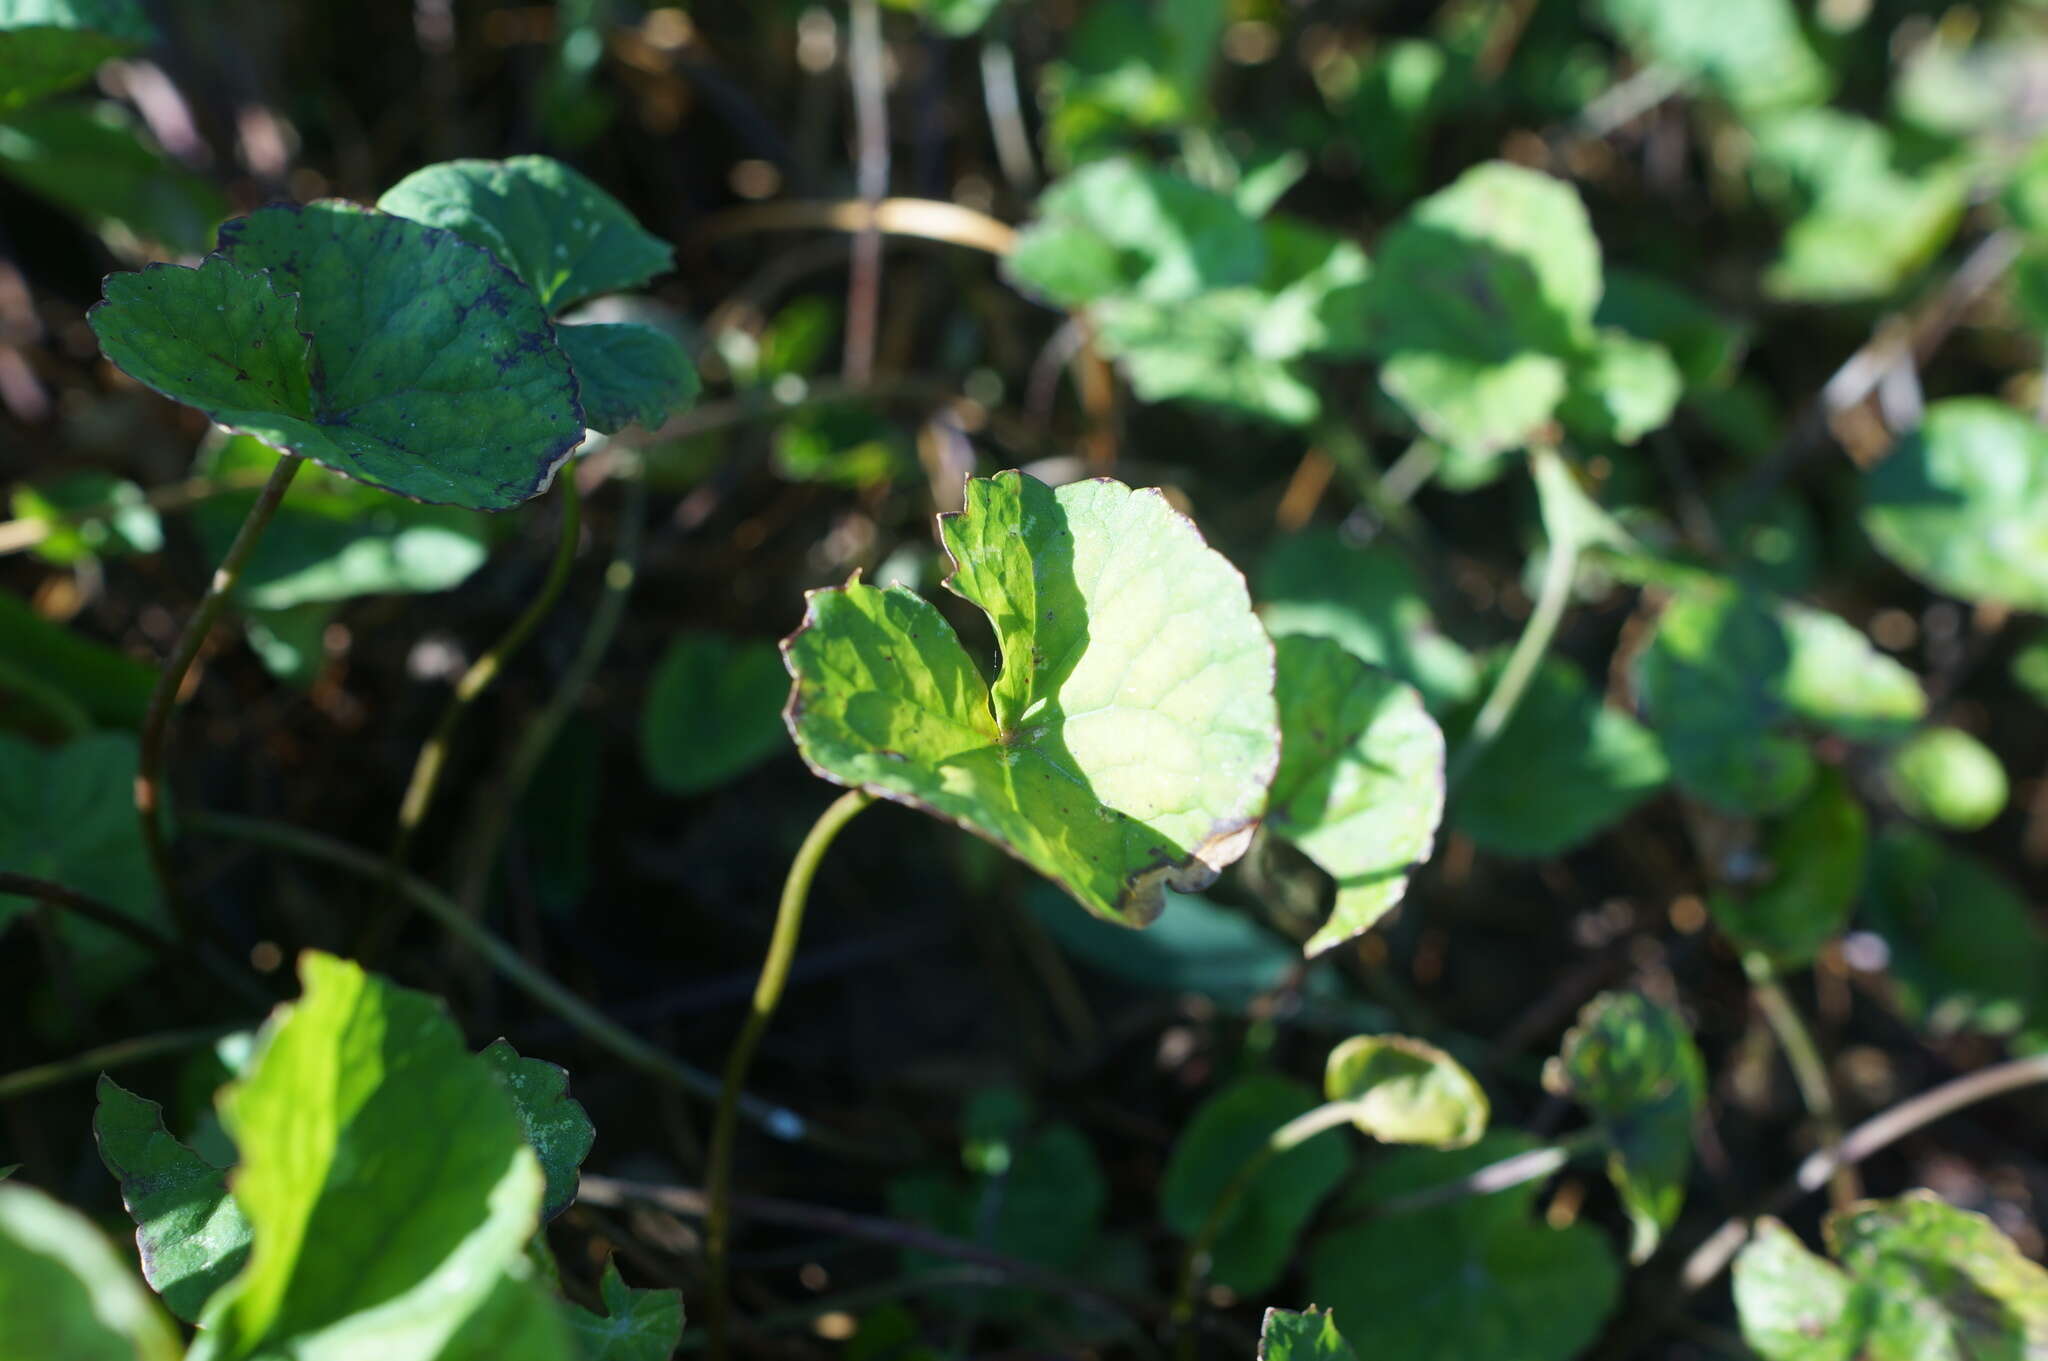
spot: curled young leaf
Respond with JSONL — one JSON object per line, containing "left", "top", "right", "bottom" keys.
{"left": 783, "top": 470, "right": 1278, "bottom": 926}
{"left": 1323, "top": 1034, "right": 1487, "bottom": 1149}
{"left": 1544, "top": 991, "right": 1704, "bottom": 1264}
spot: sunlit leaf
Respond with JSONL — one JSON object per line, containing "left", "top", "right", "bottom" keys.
{"left": 641, "top": 631, "right": 791, "bottom": 796}
{"left": 1259, "top": 1306, "right": 1359, "bottom": 1361}
{"left": 1323, "top": 1034, "right": 1487, "bottom": 1148}
{"left": 1544, "top": 991, "right": 1704, "bottom": 1263}
{"left": 1735, "top": 1197, "right": 2048, "bottom": 1361}
{"left": 0, "top": 1182, "right": 181, "bottom": 1361}
{"left": 93, "top": 1077, "right": 250, "bottom": 1322}
{"left": 1863, "top": 399, "right": 2048, "bottom": 613}
{"left": 1268, "top": 635, "right": 1444, "bottom": 953}
{"left": 186, "top": 952, "right": 575, "bottom": 1361}
{"left": 1592, "top": 0, "right": 1827, "bottom": 113}
{"left": 377, "top": 155, "right": 673, "bottom": 314}
{"left": 1162, "top": 1075, "right": 1350, "bottom": 1294}
{"left": 9, "top": 470, "right": 161, "bottom": 566}
{"left": 0, "top": 0, "right": 153, "bottom": 110}
{"left": 91, "top": 203, "right": 584, "bottom": 510}
{"left": 783, "top": 471, "right": 1278, "bottom": 926}
{"left": 1885, "top": 727, "right": 2007, "bottom": 832}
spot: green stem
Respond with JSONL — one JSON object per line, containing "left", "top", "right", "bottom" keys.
{"left": 1447, "top": 447, "right": 1579, "bottom": 789}
{"left": 137, "top": 452, "right": 305, "bottom": 936}
{"left": 1171, "top": 1099, "right": 1362, "bottom": 1353}
{"left": 1745, "top": 955, "right": 1857, "bottom": 1211}
{"left": 705, "top": 788, "right": 874, "bottom": 1361}
{"left": 453, "top": 462, "right": 646, "bottom": 918}
{"left": 0, "top": 1023, "right": 240, "bottom": 1101}
{"left": 362, "top": 472, "right": 582, "bottom": 957}
{"left": 186, "top": 809, "right": 836, "bottom": 1151}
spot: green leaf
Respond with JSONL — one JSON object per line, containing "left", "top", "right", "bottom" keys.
{"left": 1543, "top": 992, "right": 1704, "bottom": 1263}
{"left": 0, "top": 1182, "right": 181, "bottom": 1361}
{"left": 1306, "top": 1132, "right": 1620, "bottom": 1361}
{"left": 1731, "top": 1219, "right": 1856, "bottom": 1361}
{"left": 882, "top": 0, "right": 1001, "bottom": 37}
{"left": 1777, "top": 601, "right": 1925, "bottom": 744}
{"left": 1267, "top": 636, "right": 1444, "bottom": 953}
{"left": 187, "top": 952, "right": 574, "bottom": 1361}
{"left": 93, "top": 1077, "right": 251, "bottom": 1323}
{"left": 1736, "top": 1197, "right": 2048, "bottom": 1361}
{"left": 1591, "top": 0, "right": 1827, "bottom": 113}
{"left": 0, "top": 732, "right": 161, "bottom": 989}
{"left": 784, "top": 471, "right": 1278, "bottom": 926}
{"left": 0, "top": 101, "right": 225, "bottom": 254}
{"left": 0, "top": 588, "right": 154, "bottom": 728}
{"left": 1258, "top": 1307, "right": 1359, "bottom": 1361}
{"left": 1752, "top": 111, "right": 1970, "bottom": 303}
{"left": 554, "top": 322, "right": 696, "bottom": 434}
{"left": 377, "top": 156, "right": 673, "bottom": 314}
{"left": 1864, "top": 399, "right": 2048, "bottom": 613}
{"left": 641, "top": 630, "right": 790, "bottom": 796}
{"left": 242, "top": 604, "right": 334, "bottom": 688}
{"left": 1006, "top": 160, "right": 1264, "bottom": 310}
{"left": 9, "top": 470, "right": 161, "bottom": 566}
{"left": 1323, "top": 1034, "right": 1487, "bottom": 1148}
{"left": 92, "top": 203, "right": 585, "bottom": 511}
{"left": 771, "top": 399, "right": 910, "bottom": 488}
{"left": 1595, "top": 268, "right": 1746, "bottom": 392}
{"left": 1885, "top": 727, "right": 2007, "bottom": 832}
{"left": 478, "top": 1041, "right": 594, "bottom": 1224}
{"left": 1257, "top": 529, "right": 1476, "bottom": 714}
{"left": 193, "top": 435, "right": 491, "bottom": 610}
{"left": 885, "top": 1089, "right": 1108, "bottom": 1318}
{"left": 1365, "top": 161, "right": 1599, "bottom": 457}
{"left": 562, "top": 1258, "right": 683, "bottom": 1361}
{"left": 1634, "top": 580, "right": 1814, "bottom": 814}
{"left": 0, "top": 0, "right": 153, "bottom": 110}
{"left": 1863, "top": 828, "right": 2048, "bottom": 1040}
{"left": 1557, "top": 327, "right": 1682, "bottom": 446}
{"left": 1710, "top": 768, "right": 1866, "bottom": 972}
{"left": 1450, "top": 656, "right": 1667, "bottom": 856}
{"left": 1161, "top": 1075, "right": 1350, "bottom": 1294}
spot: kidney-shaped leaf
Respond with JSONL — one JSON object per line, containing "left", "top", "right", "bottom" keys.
{"left": 1736, "top": 1197, "right": 2048, "bottom": 1361}
{"left": 1324, "top": 1034, "right": 1487, "bottom": 1148}
{"left": 784, "top": 471, "right": 1278, "bottom": 925}
{"left": 94, "top": 1077, "right": 250, "bottom": 1323}
{"left": 0, "top": 0, "right": 153, "bottom": 110}
{"left": 377, "top": 155, "right": 673, "bottom": 314}
{"left": 1864, "top": 399, "right": 2048, "bottom": 613}
{"left": 187, "top": 952, "right": 573, "bottom": 1361}
{"left": 1269, "top": 635, "right": 1444, "bottom": 954}
{"left": 1307, "top": 1132, "right": 1620, "bottom": 1361}
{"left": 562, "top": 1258, "right": 684, "bottom": 1361}
{"left": 641, "top": 630, "right": 791, "bottom": 796}
{"left": 554, "top": 322, "right": 696, "bottom": 434}
{"left": 0, "top": 1183, "right": 181, "bottom": 1361}
{"left": 91, "top": 202, "right": 583, "bottom": 511}
{"left": 1162, "top": 1075, "right": 1351, "bottom": 1295}
{"left": 1544, "top": 991, "right": 1704, "bottom": 1263}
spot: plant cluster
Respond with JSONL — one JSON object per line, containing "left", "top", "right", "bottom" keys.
{"left": 4, "top": 0, "right": 2048, "bottom": 1358}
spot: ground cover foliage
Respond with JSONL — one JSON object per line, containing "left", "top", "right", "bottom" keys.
{"left": 2, "top": 0, "right": 2047, "bottom": 1357}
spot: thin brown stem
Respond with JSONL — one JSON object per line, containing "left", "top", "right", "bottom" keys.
{"left": 1746, "top": 957, "right": 1857, "bottom": 1211}
{"left": 843, "top": 0, "right": 890, "bottom": 384}
{"left": 136, "top": 452, "right": 305, "bottom": 935}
